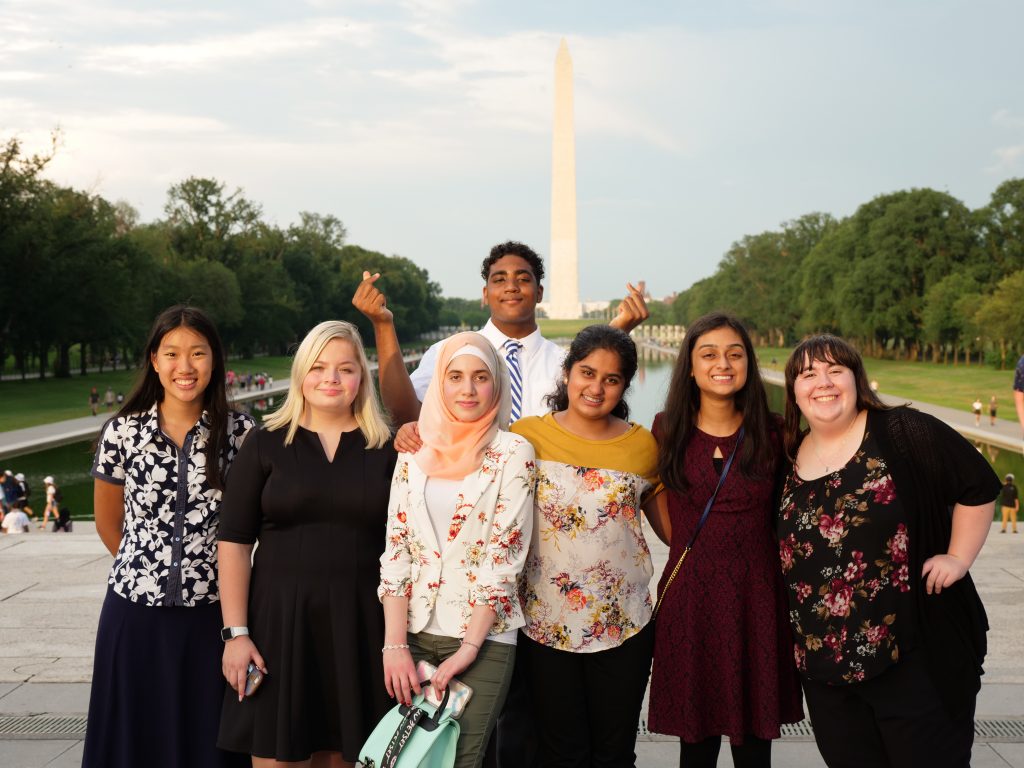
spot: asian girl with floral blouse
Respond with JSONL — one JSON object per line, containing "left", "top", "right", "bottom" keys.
{"left": 780, "top": 334, "right": 998, "bottom": 768}
{"left": 511, "top": 325, "right": 670, "bottom": 768}
{"left": 378, "top": 331, "right": 535, "bottom": 768}
{"left": 83, "top": 306, "right": 253, "bottom": 768}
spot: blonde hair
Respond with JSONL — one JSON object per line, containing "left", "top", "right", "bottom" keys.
{"left": 263, "top": 320, "right": 391, "bottom": 449}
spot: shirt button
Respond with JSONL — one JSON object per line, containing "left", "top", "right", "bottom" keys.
{"left": 174, "top": 537, "right": 180, "bottom": 542}
{"left": 172, "top": 562, "right": 179, "bottom": 567}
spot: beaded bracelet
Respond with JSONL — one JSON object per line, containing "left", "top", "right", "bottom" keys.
{"left": 381, "top": 643, "right": 410, "bottom": 652}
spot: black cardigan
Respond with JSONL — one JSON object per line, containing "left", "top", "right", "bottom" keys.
{"left": 868, "top": 406, "right": 1000, "bottom": 715}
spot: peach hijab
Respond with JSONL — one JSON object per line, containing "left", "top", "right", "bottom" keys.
{"left": 414, "top": 332, "right": 511, "bottom": 480}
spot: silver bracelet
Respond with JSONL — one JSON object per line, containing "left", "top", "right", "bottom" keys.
{"left": 461, "top": 639, "right": 481, "bottom": 651}
{"left": 382, "top": 643, "right": 410, "bottom": 652}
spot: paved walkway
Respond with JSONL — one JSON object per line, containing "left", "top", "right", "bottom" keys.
{"left": 0, "top": 355, "right": 424, "bottom": 461}
{"left": 0, "top": 522, "right": 1022, "bottom": 767}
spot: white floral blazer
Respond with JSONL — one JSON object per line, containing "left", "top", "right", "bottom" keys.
{"left": 378, "top": 431, "right": 536, "bottom": 637}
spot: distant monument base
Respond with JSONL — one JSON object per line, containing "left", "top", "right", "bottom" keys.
{"left": 537, "top": 301, "right": 582, "bottom": 320}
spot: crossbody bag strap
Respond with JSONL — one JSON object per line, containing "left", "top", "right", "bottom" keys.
{"left": 653, "top": 426, "right": 744, "bottom": 618}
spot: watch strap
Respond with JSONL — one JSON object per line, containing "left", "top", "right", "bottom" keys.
{"left": 221, "top": 626, "right": 249, "bottom": 642}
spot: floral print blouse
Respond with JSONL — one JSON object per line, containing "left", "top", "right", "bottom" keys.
{"left": 778, "top": 428, "right": 913, "bottom": 684}
{"left": 91, "top": 404, "right": 255, "bottom": 607}
{"left": 512, "top": 414, "right": 661, "bottom": 653}
{"left": 378, "top": 431, "right": 536, "bottom": 638}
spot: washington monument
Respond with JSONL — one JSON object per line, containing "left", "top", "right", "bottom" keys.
{"left": 547, "top": 38, "right": 582, "bottom": 320}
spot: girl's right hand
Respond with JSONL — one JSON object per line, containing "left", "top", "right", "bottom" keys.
{"left": 222, "top": 636, "right": 267, "bottom": 702}
{"left": 383, "top": 648, "right": 421, "bottom": 706}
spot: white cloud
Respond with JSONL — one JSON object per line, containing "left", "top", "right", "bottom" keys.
{"left": 988, "top": 144, "right": 1024, "bottom": 173}
{"left": 992, "top": 109, "right": 1024, "bottom": 129}
{"left": 84, "top": 17, "right": 377, "bottom": 74}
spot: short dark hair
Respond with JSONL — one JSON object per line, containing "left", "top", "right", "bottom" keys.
{"left": 545, "top": 325, "right": 637, "bottom": 420}
{"left": 119, "top": 305, "right": 232, "bottom": 491}
{"left": 480, "top": 241, "right": 545, "bottom": 283}
{"left": 782, "top": 334, "right": 891, "bottom": 460}
{"left": 657, "top": 312, "right": 775, "bottom": 491}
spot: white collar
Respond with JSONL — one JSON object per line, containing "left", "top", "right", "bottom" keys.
{"left": 479, "top": 319, "right": 544, "bottom": 358}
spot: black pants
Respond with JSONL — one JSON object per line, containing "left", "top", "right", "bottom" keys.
{"left": 801, "top": 652, "right": 975, "bottom": 768}
{"left": 679, "top": 735, "right": 771, "bottom": 768}
{"left": 520, "top": 623, "right": 654, "bottom": 768}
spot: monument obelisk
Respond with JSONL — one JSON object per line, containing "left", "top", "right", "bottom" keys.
{"left": 547, "top": 38, "right": 581, "bottom": 319}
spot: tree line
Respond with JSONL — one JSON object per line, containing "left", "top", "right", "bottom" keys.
{"left": 672, "top": 181, "right": 1024, "bottom": 367}
{"left": 0, "top": 136, "right": 442, "bottom": 378}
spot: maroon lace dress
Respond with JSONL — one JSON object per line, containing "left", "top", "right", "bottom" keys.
{"left": 648, "top": 421, "right": 803, "bottom": 744}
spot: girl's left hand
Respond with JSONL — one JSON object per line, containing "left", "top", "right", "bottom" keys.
{"left": 922, "top": 553, "right": 969, "bottom": 594}
{"left": 433, "top": 643, "right": 478, "bottom": 693}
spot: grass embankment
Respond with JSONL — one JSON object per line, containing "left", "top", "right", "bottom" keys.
{"left": 756, "top": 348, "right": 1014, "bottom": 415}
{"left": 0, "top": 356, "right": 295, "bottom": 432}
{"left": 538, "top": 318, "right": 594, "bottom": 338}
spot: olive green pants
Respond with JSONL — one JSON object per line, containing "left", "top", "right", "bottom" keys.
{"left": 408, "top": 632, "right": 516, "bottom": 768}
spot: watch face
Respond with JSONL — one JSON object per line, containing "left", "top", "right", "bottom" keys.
{"left": 221, "top": 627, "right": 234, "bottom": 642}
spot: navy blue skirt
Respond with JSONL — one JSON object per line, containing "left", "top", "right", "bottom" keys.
{"left": 82, "top": 588, "right": 248, "bottom": 768}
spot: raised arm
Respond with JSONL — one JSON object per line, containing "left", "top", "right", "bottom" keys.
{"left": 352, "top": 270, "right": 422, "bottom": 424}
{"left": 608, "top": 281, "right": 650, "bottom": 334}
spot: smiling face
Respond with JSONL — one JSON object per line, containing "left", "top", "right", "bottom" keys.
{"left": 442, "top": 354, "right": 496, "bottom": 422}
{"left": 301, "top": 338, "right": 362, "bottom": 418}
{"left": 564, "top": 348, "right": 626, "bottom": 423}
{"left": 151, "top": 326, "right": 213, "bottom": 408}
{"left": 482, "top": 254, "right": 542, "bottom": 333}
{"left": 793, "top": 356, "right": 858, "bottom": 430}
{"left": 690, "top": 326, "right": 748, "bottom": 401}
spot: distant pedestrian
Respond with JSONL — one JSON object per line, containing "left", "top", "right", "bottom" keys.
{"left": 1, "top": 470, "right": 15, "bottom": 514}
{"left": 1, "top": 506, "right": 30, "bottom": 534}
{"left": 1000, "top": 473, "right": 1019, "bottom": 534}
{"left": 870, "top": 378, "right": 879, "bottom": 393}
{"left": 14, "top": 473, "right": 32, "bottom": 518}
{"left": 116, "top": 391, "right": 124, "bottom": 405}
{"left": 1015, "top": 353, "right": 1024, "bottom": 436}
{"left": 89, "top": 387, "right": 100, "bottom": 416}
{"left": 990, "top": 395, "right": 998, "bottom": 426}
{"left": 972, "top": 397, "right": 983, "bottom": 427}
{"left": 104, "top": 386, "right": 115, "bottom": 411}
{"left": 41, "top": 476, "right": 60, "bottom": 530}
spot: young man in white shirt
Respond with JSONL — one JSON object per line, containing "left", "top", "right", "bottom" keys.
{"left": 353, "top": 240, "right": 648, "bottom": 768}
{"left": 353, "top": 240, "right": 648, "bottom": 426}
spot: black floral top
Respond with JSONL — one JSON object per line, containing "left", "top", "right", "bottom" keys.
{"left": 778, "top": 429, "right": 913, "bottom": 684}
{"left": 91, "top": 404, "right": 255, "bottom": 607}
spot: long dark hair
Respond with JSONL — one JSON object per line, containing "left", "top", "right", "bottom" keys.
{"left": 119, "top": 305, "right": 231, "bottom": 491}
{"left": 782, "top": 334, "right": 891, "bottom": 461}
{"left": 545, "top": 325, "right": 638, "bottom": 421}
{"left": 657, "top": 312, "right": 775, "bottom": 492}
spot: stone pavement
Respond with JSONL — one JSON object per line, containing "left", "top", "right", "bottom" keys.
{"left": 1, "top": 522, "right": 1022, "bottom": 767}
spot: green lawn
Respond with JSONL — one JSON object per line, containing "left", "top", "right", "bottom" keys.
{"left": 0, "top": 356, "right": 296, "bottom": 432}
{"left": 755, "top": 347, "right": 1015, "bottom": 415}
{"left": 538, "top": 318, "right": 597, "bottom": 338}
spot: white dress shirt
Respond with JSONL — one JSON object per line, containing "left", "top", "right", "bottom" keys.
{"left": 410, "top": 320, "right": 565, "bottom": 419}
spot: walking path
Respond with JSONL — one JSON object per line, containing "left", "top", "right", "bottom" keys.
{"left": 0, "top": 522, "right": 1022, "bottom": 767}
{"left": 0, "top": 355, "right": 423, "bottom": 461}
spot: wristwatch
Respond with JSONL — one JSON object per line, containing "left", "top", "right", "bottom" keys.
{"left": 221, "top": 626, "right": 249, "bottom": 642}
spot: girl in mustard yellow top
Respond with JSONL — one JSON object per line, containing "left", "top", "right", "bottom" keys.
{"left": 511, "top": 325, "right": 669, "bottom": 768}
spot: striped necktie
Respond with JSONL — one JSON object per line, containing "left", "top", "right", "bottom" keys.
{"left": 503, "top": 339, "right": 524, "bottom": 422}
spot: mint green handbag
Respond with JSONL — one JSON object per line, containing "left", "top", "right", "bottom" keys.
{"left": 359, "top": 686, "right": 460, "bottom": 768}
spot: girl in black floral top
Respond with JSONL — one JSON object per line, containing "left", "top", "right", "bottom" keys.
{"left": 83, "top": 306, "right": 252, "bottom": 768}
{"left": 780, "top": 335, "right": 999, "bottom": 768}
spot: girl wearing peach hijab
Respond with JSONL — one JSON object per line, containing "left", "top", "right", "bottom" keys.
{"left": 378, "top": 332, "right": 536, "bottom": 768}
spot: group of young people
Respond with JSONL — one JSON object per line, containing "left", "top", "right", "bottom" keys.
{"left": 82, "top": 241, "right": 999, "bottom": 768}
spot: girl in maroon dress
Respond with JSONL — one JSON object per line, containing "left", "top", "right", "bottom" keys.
{"left": 648, "top": 312, "right": 802, "bottom": 767}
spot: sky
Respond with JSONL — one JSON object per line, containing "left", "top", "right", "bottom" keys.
{"left": 2, "top": 0, "right": 1023, "bottom": 302}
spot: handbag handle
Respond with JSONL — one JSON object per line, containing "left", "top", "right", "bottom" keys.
{"left": 652, "top": 427, "right": 744, "bottom": 618}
